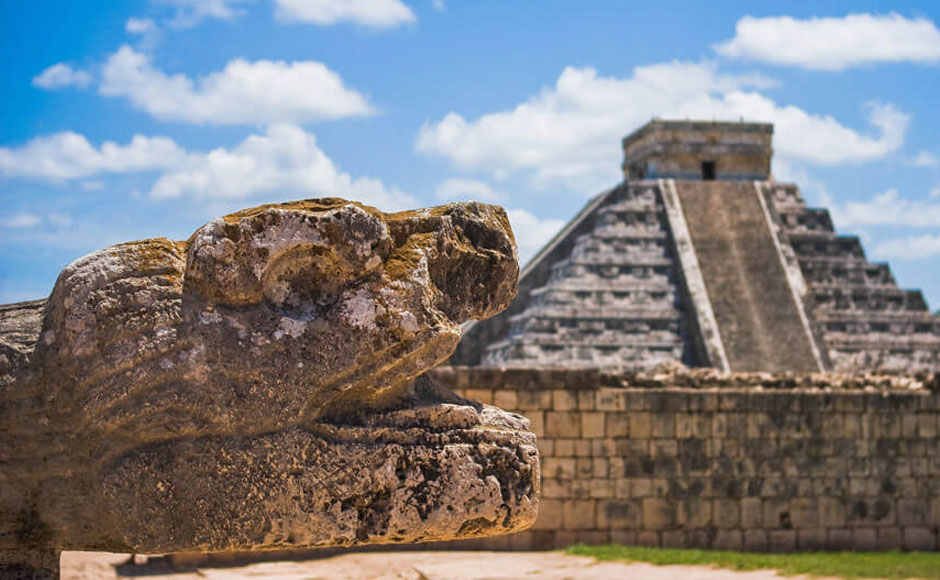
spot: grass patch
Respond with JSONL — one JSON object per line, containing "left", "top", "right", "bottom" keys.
{"left": 565, "top": 544, "right": 940, "bottom": 579}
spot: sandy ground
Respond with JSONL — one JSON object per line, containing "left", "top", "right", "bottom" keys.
{"left": 60, "top": 550, "right": 853, "bottom": 580}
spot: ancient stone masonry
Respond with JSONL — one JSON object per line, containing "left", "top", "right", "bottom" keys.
{"left": 0, "top": 199, "right": 540, "bottom": 579}
{"left": 764, "top": 183, "right": 940, "bottom": 373}
{"left": 430, "top": 366, "right": 940, "bottom": 552}
{"left": 478, "top": 183, "right": 696, "bottom": 369}
{"left": 455, "top": 120, "right": 940, "bottom": 374}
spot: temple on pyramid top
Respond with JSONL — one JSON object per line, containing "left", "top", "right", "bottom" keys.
{"left": 622, "top": 119, "right": 772, "bottom": 181}
{"left": 454, "top": 119, "right": 940, "bottom": 374}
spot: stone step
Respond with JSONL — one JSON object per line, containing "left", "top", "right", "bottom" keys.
{"left": 672, "top": 180, "right": 822, "bottom": 372}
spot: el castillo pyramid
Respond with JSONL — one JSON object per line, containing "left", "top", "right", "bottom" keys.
{"left": 454, "top": 120, "right": 940, "bottom": 373}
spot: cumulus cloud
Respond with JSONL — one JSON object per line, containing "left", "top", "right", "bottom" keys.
{"left": 0, "top": 131, "right": 186, "bottom": 181}
{"left": 715, "top": 13, "right": 940, "bottom": 70}
{"left": 0, "top": 126, "right": 414, "bottom": 211}
{"left": 416, "top": 63, "right": 908, "bottom": 192}
{"left": 158, "top": 0, "right": 251, "bottom": 28}
{"left": 828, "top": 188, "right": 940, "bottom": 229}
{"left": 912, "top": 151, "right": 939, "bottom": 168}
{"left": 100, "top": 46, "right": 375, "bottom": 125}
{"left": 274, "top": 0, "right": 416, "bottom": 28}
{"left": 505, "top": 208, "right": 565, "bottom": 266}
{"left": 875, "top": 234, "right": 940, "bottom": 260}
{"left": 32, "top": 63, "right": 92, "bottom": 90}
{"left": 149, "top": 124, "right": 415, "bottom": 210}
{"left": 1, "top": 213, "right": 42, "bottom": 229}
{"left": 433, "top": 178, "right": 503, "bottom": 202}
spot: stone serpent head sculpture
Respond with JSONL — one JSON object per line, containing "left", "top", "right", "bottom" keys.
{"left": 0, "top": 199, "right": 539, "bottom": 579}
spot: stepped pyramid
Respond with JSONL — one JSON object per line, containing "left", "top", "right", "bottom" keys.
{"left": 454, "top": 120, "right": 940, "bottom": 373}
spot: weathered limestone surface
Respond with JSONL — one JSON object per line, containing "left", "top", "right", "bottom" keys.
{"left": 0, "top": 198, "right": 539, "bottom": 578}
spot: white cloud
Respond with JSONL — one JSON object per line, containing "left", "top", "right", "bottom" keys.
{"left": 1, "top": 125, "right": 414, "bottom": 212}
{"left": 1, "top": 213, "right": 42, "bottom": 229}
{"left": 158, "top": 0, "right": 251, "bottom": 28}
{"left": 828, "top": 188, "right": 940, "bottom": 229}
{"left": 80, "top": 180, "right": 105, "bottom": 191}
{"left": 875, "top": 234, "right": 940, "bottom": 260}
{"left": 505, "top": 208, "right": 565, "bottom": 266}
{"left": 416, "top": 63, "right": 908, "bottom": 192}
{"left": 150, "top": 124, "right": 415, "bottom": 211}
{"left": 433, "top": 178, "right": 503, "bottom": 202}
{"left": 274, "top": 0, "right": 416, "bottom": 28}
{"left": 125, "top": 17, "right": 163, "bottom": 50}
{"left": 32, "top": 63, "right": 92, "bottom": 90}
{"left": 0, "top": 131, "right": 186, "bottom": 181}
{"left": 431, "top": 0, "right": 444, "bottom": 11}
{"left": 912, "top": 151, "right": 939, "bottom": 168}
{"left": 100, "top": 45, "right": 375, "bottom": 125}
{"left": 715, "top": 13, "right": 940, "bottom": 70}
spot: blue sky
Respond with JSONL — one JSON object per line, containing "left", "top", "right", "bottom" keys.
{"left": 2, "top": 0, "right": 940, "bottom": 307}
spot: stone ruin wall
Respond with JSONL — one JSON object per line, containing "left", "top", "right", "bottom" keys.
{"left": 429, "top": 366, "right": 940, "bottom": 552}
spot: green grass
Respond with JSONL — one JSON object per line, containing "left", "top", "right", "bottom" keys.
{"left": 565, "top": 544, "right": 940, "bottom": 579}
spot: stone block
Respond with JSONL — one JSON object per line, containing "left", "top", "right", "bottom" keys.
{"left": 661, "top": 530, "right": 685, "bottom": 548}
{"left": 764, "top": 499, "right": 792, "bottom": 529}
{"left": 570, "top": 479, "right": 591, "bottom": 499}
{"left": 743, "top": 530, "right": 768, "bottom": 552}
{"left": 636, "top": 531, "right": 660, "bottom": 547}
{"left": 852, "top": 528, "right": 878, "bottom": 551}
{"left": 684, "top": 529, "right": 712, "bottom": 549}
{"left": 563, "top": 500, "right": 596, "bottom": 530}
{"left": 797, "top": 528, "right": 826, "bottom": 551}
{"left": 574, "top": 531, "right": 607, "bottom": 545}
{"left": 903, "top": 527, "right": 937, "bottom": 551}
{"left": 713, "top": 530, "right": 743, "bottom": 551}
{"left": 609, "top": 531, "right": 637, "bottom": 546}
{"left": 615, "top": 478, "right": 631, "bottom": 499}
{"left": 918, "top": 414, "right": 937, "bottom": 438}
{"left": 576, "top": 458, "right": 593, "bottom": 479}
{"left": 542, "top": 478, "right": 569, "bottom": 499}
{"left": 741, "top": 497, "right": 762, "bottom": 528}
{"left": 531, "top": 498, "right": 563, "bottom": 530}
{"left": 581, "top": 412, "right": 606, "bottom": 438}
{"left": 628, "top": 412, "right": 652, "bottom": 438}
{"left": 593, "top": 458, "right": 609, "bottom": 478}
{"left": 790, "top": 498, "right": 818, "bottom": 528}
{"left": 554, "top": 438, "right": 575, "bottom": 457}
{"left": 651, "top": 413, "right": 676, "bottom": 437}
{"left": 543, "top": 457, "right": 577, "bottom": 480}
{"left": 553, "top": 389, "right": 578, "bottom": 411}
{"left": 464, "top": 388, "right": 493, "bottom": 405}
{"left": 898, "top": 499, "right": 927, "bottom": 526}
{"left": 642, "top": 498, "right": 677, "bottom": 530}
{"left": 828, "top": 529, "right": 852, "bottom": 551}
{"left": 492, "top": 389, "right": 517, "bottom": 411}
{"left": 769, "top": 530, "right": 796, "bottom": 553}
{"left": 675, "top": 413, "right": 694, "bottom": 439}
{"left": 931, "top": 498, "right": 940, "bottom": 526}
{"left": 591, "top": 438, "right": 614, "bottom": 457}
{"left": 517, "top": 389, "right": 552, "bottom": 410}
{"left": 598, "top": 499, "right": 641, "bottom": 529}
{"left": 554, "top": 530, "right": 578, "bottom": 549}
{"left": 678, "top": 498, "right": 712, "bottom": 528}
{"left": 606, "top": 413, "right": 629, "bottom": 437}
{"left": 877, "top": 528, "right": 902, "bottom": 550}
{"left": 591, "top": 479, "right": 615, "bottom": 499}
{"left": 652, "top": 439, "right": 678, "bottom": 457}
{"left": 574, "top": 439, "right": 592, "bottom": 457}
{"left": 596, "top": 388, "right": 627, "bottom": 411}
{"left": 525, "top": 411, "right": 545, "bottom": 437}
{"left": 577, "top": 390, "right": 596, "bottom": 410}
{"left": 545, "top": 412, "right": 580, "bottom": 438}
{"left": 537, "top": 438, "right": 554, "bottom": 457}
{"left": 714, "top": 499, "right": 740, "bottom": 529}
{"left": 818, "top": 496, "right": 846, "bottom": 528}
